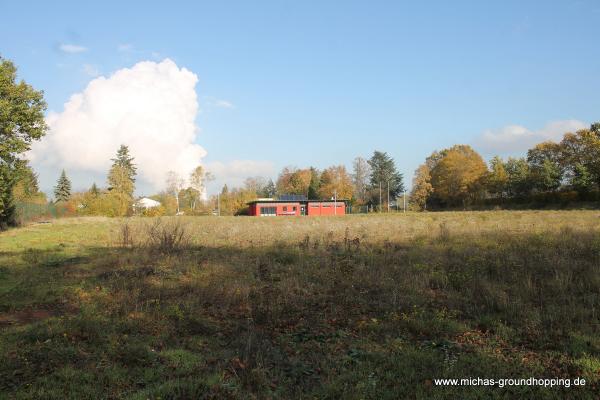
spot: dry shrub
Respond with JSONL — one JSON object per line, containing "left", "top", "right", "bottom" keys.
{"left": 145, "top": 218, "right": 191, "bottom": 254}
{"left": 115, "top": 218, "right": 191, "bottom": 254}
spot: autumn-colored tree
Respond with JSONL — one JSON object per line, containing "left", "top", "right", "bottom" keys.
{"left": 276, "top": 167, "right": 312, "bottom": 196}
{"left": 429, "top": 145, "right": 487, "bottom": 207}
{"left": 12, "top": 161, "right": 46, "bottom": 205}
{"left": 486, "top": 156, "right": 509, "bottom": 198}
{"left": 410, "top": 164, "right": 433, "bottom": 210}
{"left": 560, "top": 127, "right": 600, "bottom": 188}
{"left": 317, "top": 165, "right": 353, "bottom": 200}
{"left": 214, "top": 187, "right": 257, "bottom": 215}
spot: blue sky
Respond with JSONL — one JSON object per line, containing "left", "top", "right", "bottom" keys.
{"left": 1, "top": 0, "right": 599, "bottom": 195}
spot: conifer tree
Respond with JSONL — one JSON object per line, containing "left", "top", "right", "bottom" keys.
{"left": 107, "top": 145, "right": 136, "bottom": 216}
{"left": 89, "top": 183, "right": 100, "bottom": 197}
{"left": 54, "top": 170, "right": 71, "bottom": 202}
{"left": 367, "top": 151, "right": 404, "bottom": 208}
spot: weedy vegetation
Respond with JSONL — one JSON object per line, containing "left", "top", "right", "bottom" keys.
{"left": 0, "top": 211, "right": 599, "bottom": 399}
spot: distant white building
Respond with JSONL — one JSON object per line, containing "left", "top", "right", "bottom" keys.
{"left": 136, "top": 197, "right": 161, "bottom": 209}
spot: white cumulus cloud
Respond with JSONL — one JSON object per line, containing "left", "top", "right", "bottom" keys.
{"left": 29, "top": 59, "right": 207, "bottom": 190}
{"left": 59, "top": 44, "right": 88, "bottom": 53}
{"left": 474, "top": 119, "right": 587, "bottom": 154}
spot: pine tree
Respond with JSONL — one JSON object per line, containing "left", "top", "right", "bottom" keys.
{"left": 367, "top": 151, "right": 404, "bottom": 209}
{"left": 89, "top": 183, "right": 100, "bottom": 197}
{"left": 262, "top": 179, "right": 276, "bottom": 198}
{"left": 111, "top": 145, "right": 137, "bottom": 184}
{"left": 54, "top": 170, "right": 71, "bottom": 202}
{"left": 107, "top": 145, "right": 136, "bottom": 216}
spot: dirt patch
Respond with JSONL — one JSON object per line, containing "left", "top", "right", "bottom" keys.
{"left": 0, "top": 306, "right": 77, "bottom": 328}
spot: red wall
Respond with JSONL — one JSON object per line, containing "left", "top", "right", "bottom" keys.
{"left": 306, "top": 201, "right": 345, "bottom": 216}
{"left": 249, "top": 202, "right": 345, "bottom": 216}
{"left": 250, "top": 202, "right": 302, "bottom": 216}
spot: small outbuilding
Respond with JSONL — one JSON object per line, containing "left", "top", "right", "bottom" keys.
{"left": 247, "top": 196, "right": 347, "bottom": 217}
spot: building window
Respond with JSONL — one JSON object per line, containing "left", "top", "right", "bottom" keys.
{"left": 293, "top": 206, "right": 297, "bottom": 211}
{"left": 283, "top": 206, "right": 287, "bottom": 211}
{"left": 323, "top": 204, "right": 331, "bottom": 208}
{"left": 260, "top": 206, "right": 276, "bottom": 216}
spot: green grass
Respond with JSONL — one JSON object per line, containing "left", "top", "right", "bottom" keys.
{"left": 1, "top": 211, "right": 599, "bottom": 399}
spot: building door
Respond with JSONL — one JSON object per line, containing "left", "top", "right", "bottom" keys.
{"left": 300, "top": 205, "right": 306, "bottom": 216}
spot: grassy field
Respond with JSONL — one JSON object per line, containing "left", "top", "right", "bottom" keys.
{"left": 0, "top": 211, "right": 599, "bottom": 399}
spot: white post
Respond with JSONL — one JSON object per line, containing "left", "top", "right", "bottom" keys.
{"left": 379, "top": 182, "right": 382, "bottom": 212}
{"left": 334, "top": 190, "right": 337, "bottom": 215}
{"left": 387, "top": 180, "right": 390, "bottom": 213}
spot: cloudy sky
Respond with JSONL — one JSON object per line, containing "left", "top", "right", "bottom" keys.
{"left": 2, "top": 1, "right": 599, "bottom": 195}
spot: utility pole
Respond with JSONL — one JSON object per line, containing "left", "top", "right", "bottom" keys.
{"left": 334, "top": 189, "right": 337, "bottom": 215}
{"left": 379, "top": 182, "right": 382, "bottom": 213}
{"left": 387, "top": 180, "right": 390, "bottom": 213}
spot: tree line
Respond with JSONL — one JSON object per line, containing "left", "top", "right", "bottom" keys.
{"left": 214, "top": 151, "right": 404, "bottom": 215}
{"left": 2, "top": 54, "right": 599, "bottom": 227}
{"left": 410, "top": 123, "right": 600, "bottom": 210}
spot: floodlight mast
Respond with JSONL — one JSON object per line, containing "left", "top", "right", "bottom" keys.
{"left": 334, "top": 190, "right": 337, "bottom": 215}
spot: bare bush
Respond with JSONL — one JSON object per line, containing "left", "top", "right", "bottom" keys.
{"left": 144, "top": 218, "right": 191, "bottom": 254}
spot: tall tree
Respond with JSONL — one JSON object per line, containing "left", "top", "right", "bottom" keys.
{"left": 54, "top": 170, "right": 72, "bottom": 203}
{"left": 410, "top": 163, "right": 433, "bottom": 210}
{"left": 367, "top": 151, "right": 404, "bottom": 209}
{"left": 560, "top": 126, "right": 600, "bottom": 189}
{"left": 486, "top": 156, "right": 509, "bottom": 199}
{"left": 166, "top": 171, "right": 185, "bottom": 214}
{"left": 0, "top": 57, "right": 48, "bottom": 228}
{"left": 261, "top": 179, "right": 276, "bottom": 198}
{"left": 307, "top": 167, "right": 321, "bottom": 200}
{"left": 244, "top": 176, "right": 267, "bottom": 195}
{"left": 189, "top": 165, "right": 213, "bottom": 210}
{"left": 571, "top": 163, "right": 593, "bottom": 195}
{"left": 276, "top": 167, "right": 312, "bottom": 196}
{"left": 111, "top": 145, "right": 137, "bottom": 183}
{"left": 527, "top": 142, "right": 563, "bottom": 193}
{"left": 504, "top": 157, "right": 531, "bottom": 197}
{"left": 107, "top": 145, "right": 136, "bottom": 216}
{"left": 89, "top": 183, "right": 100, "bottom": 197}
{"left": 352, "top": 157, "right": 371, "bottom": 204}
{"left": 429, "top": 145, "right": 487, "bottom": 207}
{"left": 530, "top": 158, "right": 562, "bottom": 193}
{"left": 317, "top": 165, "right": 354, "bottom": 200}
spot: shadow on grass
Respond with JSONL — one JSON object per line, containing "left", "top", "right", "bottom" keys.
{"left": 0, "top": 229, "right": 599, "bottom": 399}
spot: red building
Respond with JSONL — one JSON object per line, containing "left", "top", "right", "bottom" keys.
{"left": 247, "top": 198, "right": 347, "bottom": 216}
